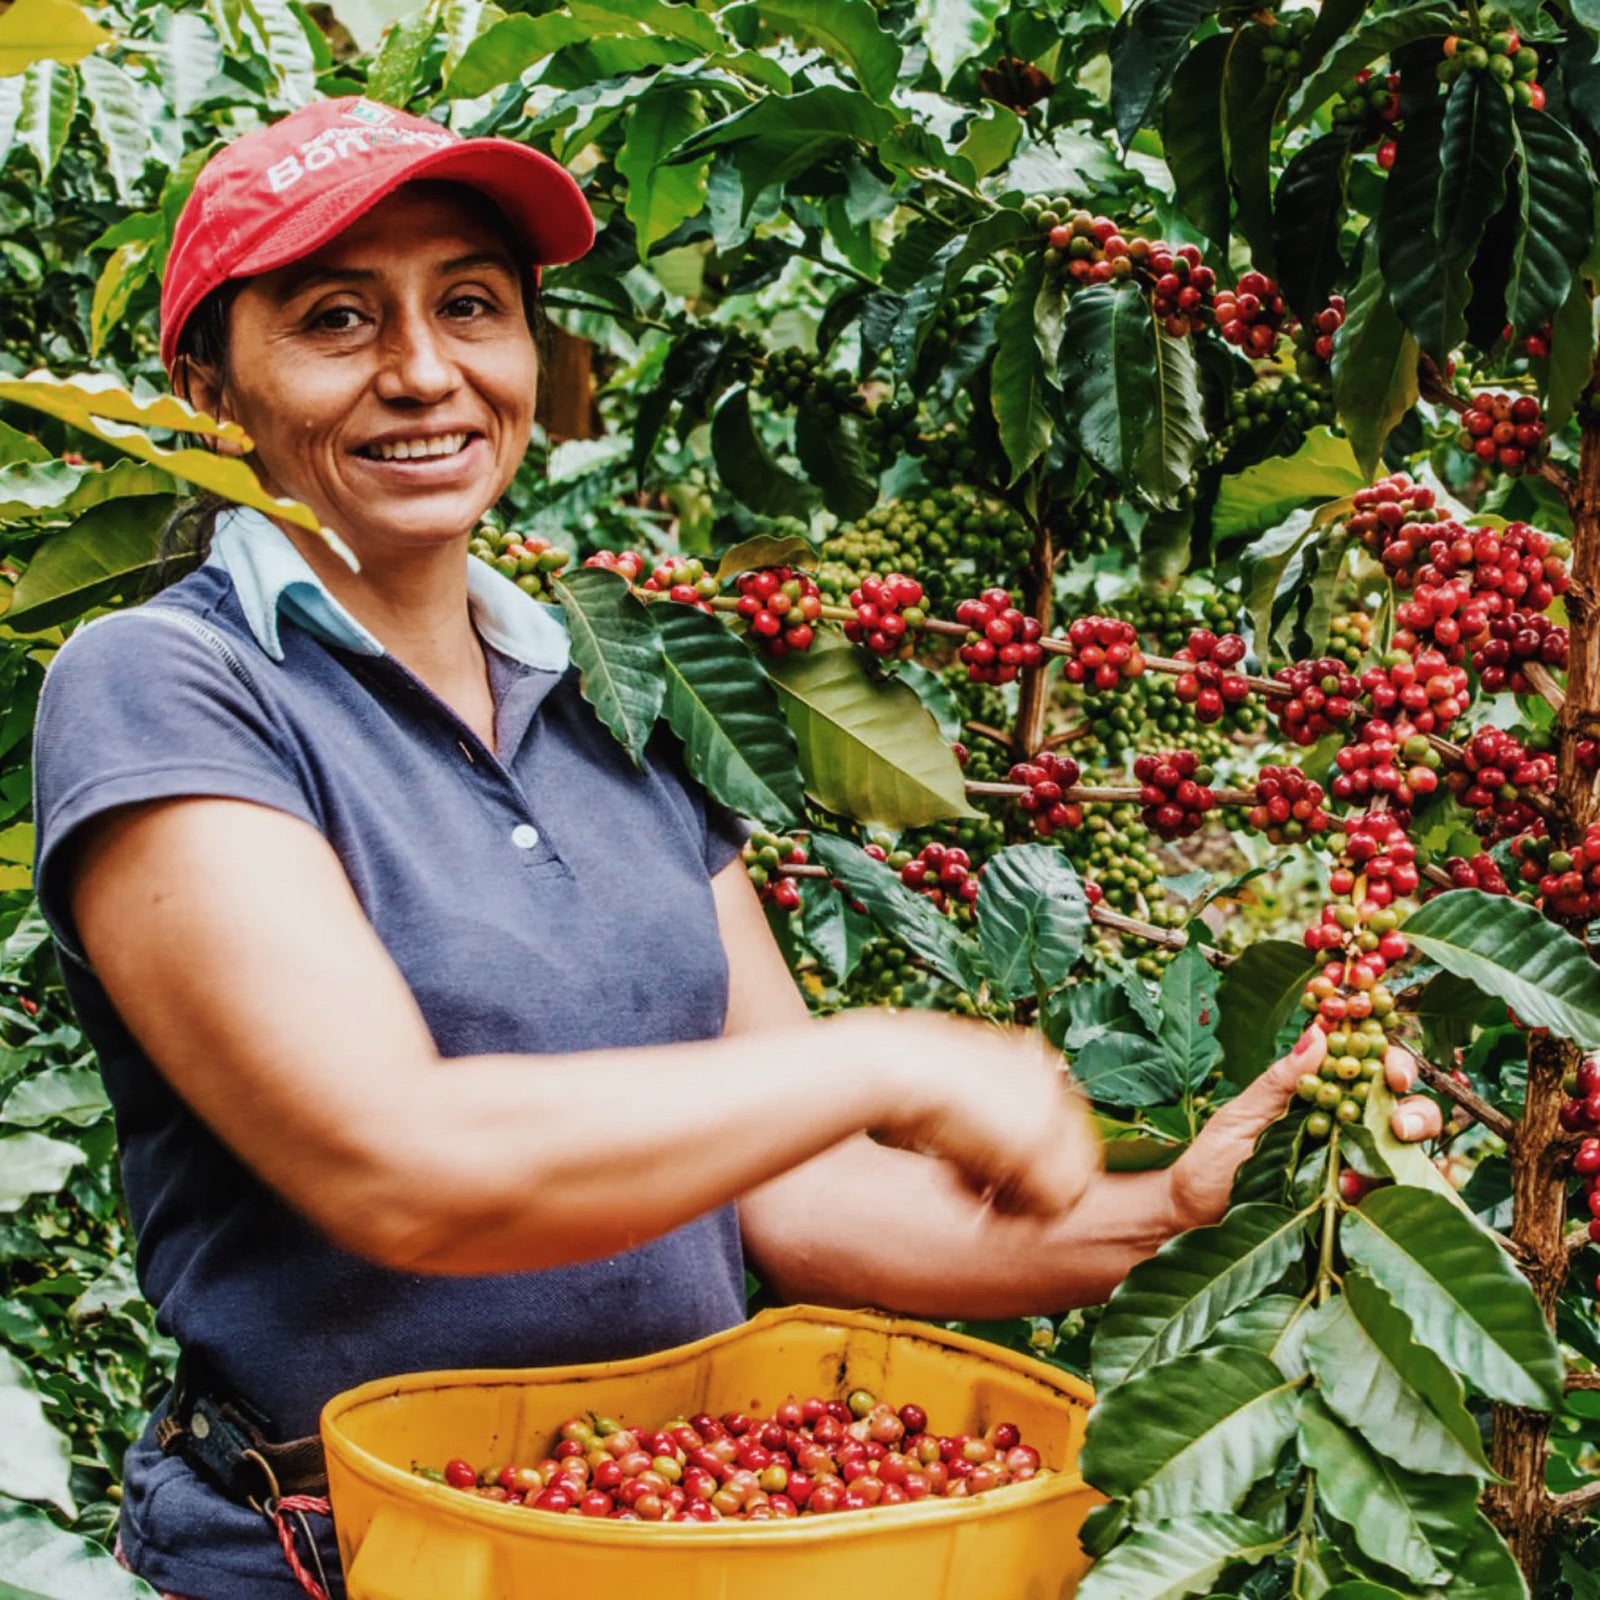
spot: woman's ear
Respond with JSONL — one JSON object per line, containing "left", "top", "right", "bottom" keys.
{"left": 174, "top": 356, "right": 244, "bottom": 458}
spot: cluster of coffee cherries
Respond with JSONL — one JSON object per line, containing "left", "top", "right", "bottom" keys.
{"left": 844, "top": 573, "right": 926, "bottom": 658}
{"left": 1337, "top": 812, "right": 1422, "bottom": 903}
{"left": 734, "top": 567, "right": 822, "bottom": 657}
{"left": 1346, "top": 474, "right": 1440, "bottom": 556}
{"left": 866, "top": 840, "right": 982, "bottom": 915}
{"left": 1133, "top": 750, "right": 1216, "bottom": 840}
{"left": 1259, "top": 8, "right": 1315, "bottom": 83}
{"left": 1331, "top": 68, "right": 1402, "bottom": 146}
{"left": 1470, "top": 610, "right": 1568, "bottom": 693}
{"left": 1561, "top": 1060, "right": 1600, "bottom": 1151}
{"left": 756, "top": 347, "right": 864, "bottom": 417}
{"left": 954, "top": 589, "right": 1045, "bottom": 684}
{"left": 1171, "top": 629, "right": 1252, "bottom": 723}
{"left": 1270, "top": 658, "right": 1361, "bottom": 746}
{"left": 1060, "top": 616, "right": 1146, "bottom": 692}
{"left": 1458, "top": 391, "right": 1545, "bottom": 476}
{"left": 743, "top": 830, "right": 807, "bottom": 913}
{"left": 1449, "top": 727, "right": 1556, "bottom": 840}
{"left": 1440, "top": 28, "right": 1545, "bottom": 109}
{"left": 1146, "top": 244, "right": 1216, "bottom": 338}
{"left": 1327, "top": 611, "right": 1373, "bottom": 670}
{"left": 469, "top": 528, "right": 573, "bottom": 601}
{"left": 1573, "top": 1127, "right": 1600, "bottom": 1279}
{"left": 1007, "top": 752, "right": 1084, "bottom": 839}
{"left": 1513, "top": 824, "right": 1600, "bottom": 921}
{"left": 1294, "top": 1011, "right": 1398, "bottom": 1139}
{"left": 1358, "top": 651, "right": 1470, "bottom": 736}
{"left": 1212, "top": 271, "right": 1287, "bottom": 356}
{"left": 430, "top": 1392, "right": 1044, "bottom": 1522}
{"left": 585, "top": 549, "right": 647, "bottom": 581}
{"left": 1291, "top": 294, "right": 1346, "bottom": 377}
{"left": 1432, "top": 852, "right": 1511, "bottom": 897}
{"left": 1039, "top": 216, "right": 1217, "bottom": 338}
{"left": 1331, "top": 723, "right": 1441, "bottom": 809}
{"left": 1246, "top": 766, "right": 1330, "bottom": 845}
{"left": 644, "top": 556, "right": 720, "bottom": 611}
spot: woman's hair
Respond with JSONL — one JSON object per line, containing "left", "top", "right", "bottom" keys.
{"left": 152, "top": 180, "right": 550, "bottom": 589}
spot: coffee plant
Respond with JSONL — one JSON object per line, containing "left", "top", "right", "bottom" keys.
{"left": 5, "top": 0, "right": 1600, "bottom": 1595}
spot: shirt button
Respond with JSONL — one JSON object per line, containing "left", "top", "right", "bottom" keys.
{"left": 511, "top": 824, "right": 540, "bottom": 851}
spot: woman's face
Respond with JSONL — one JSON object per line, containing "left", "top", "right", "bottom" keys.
{"left": 203, "top": 183, "right": 537, "bottom": 554}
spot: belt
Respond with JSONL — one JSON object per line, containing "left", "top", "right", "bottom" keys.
{"left": 155, "top": 1352, "right": 329, "bottom": 1508}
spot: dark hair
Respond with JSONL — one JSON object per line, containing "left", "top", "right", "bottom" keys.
{"left": 152, "top": 181, "right": 550, "bottom": 590}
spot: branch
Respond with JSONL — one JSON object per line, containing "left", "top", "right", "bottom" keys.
{"left": 1551, "top": 1478, "right": 1600, "bottom": 1522}
{"left": 1568, "top": 1372, "right": 1600, "bottom": 1392}
{"left": 1414, "top": 1056, "right": 1519, "bottom": 1145}
{"left": 963, "top": 720, "right": 1014, "bottom": 751}
{"left": 1522, "top": 659, "right": 1567, "bottom": 716}
{"left": 963, "top": 780, "right": 1259, "bottom": 805}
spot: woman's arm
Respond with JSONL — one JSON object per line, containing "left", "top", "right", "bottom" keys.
{"left": 725, "top": 863, "right": 1413, "bottom": 1316}
{"left": 68, "top": 795, "right": 1098, "bottom": 1276}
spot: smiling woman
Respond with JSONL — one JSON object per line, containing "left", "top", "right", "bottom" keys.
{"left": 26, "top": 96, "right": 1415, "bottom": 1600}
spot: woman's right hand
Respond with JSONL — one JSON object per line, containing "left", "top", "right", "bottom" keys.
{"left": 832, "top": 1008, "right": 1102, "bottom": 1219}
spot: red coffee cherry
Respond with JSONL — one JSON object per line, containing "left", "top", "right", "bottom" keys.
{"left": 1133, "top": 749, "right": 1215, "bottom": 840}
{"left": 954, "top": 588, "right": 1044, "bottom": 684}
{"left": 1212, "top": 269, "right": 1287, "bottom": 356}
{"left": 1269, "top": 658, "right": 1360, "bottom": 746}
{"left": 844, "top": 572, "right": 925, "bottom": 658}
{"left": 1172, "top": 628, "right": 1253, "bottom": 724}
{"left": 1007, "top": 751, "right": 1084, "bottom": 839}
{"left": 1247, "top": 765, "right": 1329, "bottom": 845}
{"left": 734, "top": 566, "right": 822, "bottom": 657}
{"left": 1060, "top": 615, "right": 1146, "bottom": 691}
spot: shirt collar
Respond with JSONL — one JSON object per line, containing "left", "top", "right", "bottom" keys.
{"left": 205, "top": 505, "right": 570, "bottom": 673}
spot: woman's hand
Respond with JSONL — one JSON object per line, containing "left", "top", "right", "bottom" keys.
{"left": 1166, "top": 1030, "right": 1434, "bottom": 1231}
{"left": 838, "top": 1009, "right": 1102, "bottom": 1220}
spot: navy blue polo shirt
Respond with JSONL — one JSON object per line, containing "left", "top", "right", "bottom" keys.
{"left": 31, "top": 508, "right": 748, "bottom": 1599}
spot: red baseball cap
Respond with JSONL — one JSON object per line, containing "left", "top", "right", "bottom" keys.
{"left": 159, "top": 96, "right": 595, "bottom": 374}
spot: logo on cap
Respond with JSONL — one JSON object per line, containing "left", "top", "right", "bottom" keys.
{"left": 345, "top": 99, "right": 394, "bottom": 127}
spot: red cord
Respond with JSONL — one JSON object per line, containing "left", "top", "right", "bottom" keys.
{"left": 273, "top": 1494, "right": 333, "bottom": 1600}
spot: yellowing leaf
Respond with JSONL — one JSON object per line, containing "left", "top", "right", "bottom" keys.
{"left": 0, "top": 0, "right": 111, "bottom": 76}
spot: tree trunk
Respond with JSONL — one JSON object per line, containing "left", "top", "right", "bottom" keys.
{"left": 1014, "top": 509, "right": 1055, "bottom": 757}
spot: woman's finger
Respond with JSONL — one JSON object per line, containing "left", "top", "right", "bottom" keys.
{"left": 1383, "top": 1044, "right": 1419, "bottom": 1094}
{"left": 1391, "top": 1093, "right": 1442, "bottom": 1142}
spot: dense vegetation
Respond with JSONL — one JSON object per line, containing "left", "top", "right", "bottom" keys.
{"left": 4, "top": 0, "right": 1600, "bottom": 1594}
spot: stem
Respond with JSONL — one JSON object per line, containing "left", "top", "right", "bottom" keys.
{"left": 1318, "top": 1127, "right": 1342, "bottom": 1307}
{"left": 1523, "top": 659, "right": 1568, "bottom": 716}
{"left": 1413, "top": 1056, "right": 1519, "bottom": 1144}
{"left": 1015, "top": 484, "right": 1054, "bottom": 757}
{"left": 1552, "top": 1479, "right": 1600, "bottom": 1520}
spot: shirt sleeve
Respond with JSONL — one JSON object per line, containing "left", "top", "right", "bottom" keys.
{"left": 703, "top": 792, "right": 749, "bottom": 877}
{"left": 32, "top": 608, "right": 320, "bottom": 970}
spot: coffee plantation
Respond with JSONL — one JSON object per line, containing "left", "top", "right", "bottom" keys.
{"left": 4, "top": 0, "right": 1600, "bottom": 1596}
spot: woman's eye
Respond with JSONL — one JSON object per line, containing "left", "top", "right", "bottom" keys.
{"left": 445, "top": 294, "right": 494, "bottom": 318}
{"left": 311, "top": 306, "right": 364, "bottom": 332}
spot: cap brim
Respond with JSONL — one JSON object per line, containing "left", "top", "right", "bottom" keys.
{"left": 231, "top": 137, "right": 596, "bottom": 282}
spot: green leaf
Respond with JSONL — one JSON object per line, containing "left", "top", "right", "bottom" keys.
{"left": 991, "top": 255, "right": 1054, "bottom": 484}
{"left": 1075, "top": 1515, "right": 1285, "bottom": 1600}
{"left": 1073, "top": 1030, "right": 1186, "bottom": 1109}
{"left": 915, "top": 0, "right": 1002, "bottom": 88}
{"left": 793, "top": 404, "right": 876, "bottom": 520}
{"left": 1162, "top": 34, "right": 1230, "bottom": 253}
{"left": 1092, "top": 1203, "right": 1309, "bottom": 1389}
{"left": 0, "top": 1348, "right": 74, "bottom": 1516}
{"left": 89, "top": 232, "right": 160, "bottom": 358}
{"left": 445, "top": 11, "right": 590, "bottom": 96}
{"left": 1401, "top": 888, "right": 1600, "bottom": 1049}
{"left": 0, "top": 458, "right": 176, "bottom": 523}
{"left": 656, "top": 604, "right": 805, "bottom": 826}
{"left": 1331, "top": 235, "right": 1419, "bottom": 480}
{"left": 1341, "top": 1186, "right": 1565, "bottom": 1409}
{"left": 1424, "top": 1512, "right": 1528, "bottom": 1600}
{"left": 0, "top": 1499, "right": 160, "bottom": 1598}
{"left": 976, "top": 844, "right": 1088, "bottom": 1002}
{"left": 76, "top": 55, "right": 149, "bottom": 204}
{"left": 1272, "top": 134, "right": 1351, "bottom": 325}
{"left": 1212, "top": 1293, "right": 1305, "bottom": 1360}
{"left": 1287, "top": 2, "right": 1460, "bottom": 126}
{"left": 549, "top": 570, "right": 665, "bottom": 770}
{"left": 0, "top": 1132, "right": 82, "bottom": 1213}
{"left": 766, "top": 632, "right": 973, "bottom": 829}
{"left": 1435, "top": 71, "right": 1514, "bottom": 265}
{"left": 2, "top": 1067, "right": 110, "bottom": 1129}
{"left": 715, "top": 534, "right": 817, "bottom": 580}
{"left": 366, "top": 5, "right": 440, "bottom": 106}
{"left": 1212, "top": 429, "right": 1364, "bottom": 544}
{"left": 1361, "top": 1070, "right": 1475, "bottom": 1216}
{"left": 0, "top": 423, "right": 49, "bottom": 467}
{"left": 4, "top": 494, "right": 180, "bottom": 634}
{"left": 1507, "top": 105, "right": 1596, "bottom": 337}
{"left": 618, "top": 87, "right": 711, "bottom": 258}
{"left": 163, "top": 8, "right": 222, "bottom": 117}
{"left": 1158, "top": 943, "right": 1221, "bottom": 1091}
{"left": 1059, "top": 283, "right": 1207, "bottom": 510}
{"left": 1378, "top": 98, "right": 1469, "bottom": 363}
{"left": 1217, "top": 939, "right": 1318, "bottom": 1086}
{"left": 1538, "top": 272, "right": 1595, "bottom": 432}
{"left": 1109, "top": 0, "right": 1216, "bottom": 149}
{"left": 239, "top": 0, "right": 316, "bottom": 106}
{"left": 808, "top": 833, "right": 981, "bottom": 990}
{"left": 750, "top": 0, "right": 900, "bottom": 103}
{"left": 711, "top": 387, "right": 818, "bottom": 520}
{"left": 1295, "top": 1392, "right": 1477, "bottom": 1585}
{"left": 1302, "top": 1272, "right": 1494, "bottom": 1480}
{"left": 1223, "top": 30, "right": 1281, "bottom": 275}
{"left": 1082, "top": 1347, "right": 1300, "bottom": 1521}
{"left": 16, "top": 61, "right": 77, "bottom": 182}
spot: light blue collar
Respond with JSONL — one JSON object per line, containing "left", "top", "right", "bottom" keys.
{"left": 205, "top": 506, "right": 570, "bottom": 674}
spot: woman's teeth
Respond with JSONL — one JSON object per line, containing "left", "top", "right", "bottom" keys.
{"left": 364, "top": 432, "right": 470, "bottom": 461}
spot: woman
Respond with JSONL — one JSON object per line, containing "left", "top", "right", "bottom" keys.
{"left": 31, "top": 98, "right": 1427, "bottom": 1599}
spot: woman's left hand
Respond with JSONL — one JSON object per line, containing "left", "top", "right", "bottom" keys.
{"left": 1166, "top": 1029, "right": 1437, "bottom": 1232}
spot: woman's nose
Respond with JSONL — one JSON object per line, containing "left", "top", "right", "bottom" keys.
{"left": 373, "top": 307, "right": 456, "bottom": 402}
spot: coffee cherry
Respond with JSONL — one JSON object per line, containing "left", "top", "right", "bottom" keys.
{"left": 1172, "top": 628, "right": 1253, "bottom": 723}
{"left": 1458, "top": 390, "right": 1545, "bottom": 475}
{"left": 955, "top": 588, "right": 1045, "bottom": 684}
{"left": 584, "top": 548, "right": 646, "bottom": 582}
{"left": 1446, "top": 726, "right": 1555, "bottom": 842}
{"left": 1247, "top": 766, "right": 1329, "bottom": 844}
{"left": 1470, "top": 609, "right": 1568, "bottom": 693}
{"left": 888, "top": 840, "right": 981, "bottom": 916}
{"left": 1430, "top": 852, "right": 1511, "bottom": 899}
{"left": 1212, "top": 270, "right": 1287, "bottom": 356}
{"left": 1061, "top": 615, "right": 1146, "bottom": 691}
{"left": 1269, "top": 658, "right": 1361, "bottom": 746}
{"left": 644, "top": 555, "right": 720, "bottom": 611}
{"left": 1008, "top": 751, "right": 1085, "bottom": 838}
{"left": 742, "top": 830, "right": 808, "bottom": 912}
{"left": 469, "top": 526, "right": 573, "bottom": 601}
{"left": 1331, "top": 67, "right": 1401, "bottom": 144}
{"left": 1133, "top": 749, "right": 1216, "bottom": 840}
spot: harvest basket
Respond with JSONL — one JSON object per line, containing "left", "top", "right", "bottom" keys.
{"left": 321, "top": 1304, "right": 1102, "bottom": 1600}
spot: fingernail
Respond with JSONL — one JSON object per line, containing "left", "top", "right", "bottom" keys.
{"left": 1395, "top": 1112, "right": 1424, "bottom": 1139}
{"left": 1296, "top": 1027, "right": 1318, "bottom": 1052}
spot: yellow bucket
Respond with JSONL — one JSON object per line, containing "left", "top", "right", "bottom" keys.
{"left": 322, "top": 1305, "right": 1102, "bottom": 1600}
